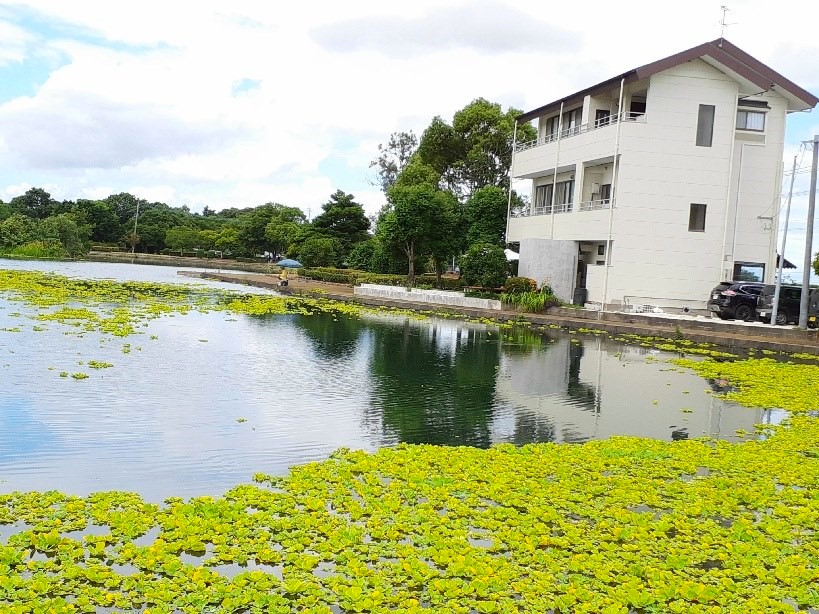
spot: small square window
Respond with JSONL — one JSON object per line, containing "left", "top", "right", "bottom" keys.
{"left": 737, "top": 110, "right": 765, "bottom": 131}
{"left": 597, "top": 244, "right": 605, "bottom": 256}
{"left": 689, "top": 203, "right": 706, "bottom": 232}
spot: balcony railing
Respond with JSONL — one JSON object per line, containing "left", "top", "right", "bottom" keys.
{"left": 513, "top": 198, "right": 614, "bottom": 218}
{"left": 516, "top": 112, "right": 646, "bottom": 153}
{"left": 579, "top": 198, "right": 613, "bottom": 211}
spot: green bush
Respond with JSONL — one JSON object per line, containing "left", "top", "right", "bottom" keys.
{"left": 4, "top": 240, "right": 65, "bottom": 259}
{"left": 459, "top": 242, "right": 508, "bottom": 288}
{"left": 298, "top": 268, "right": 465, "bottom": 291}
{"left": 500, "top": 290, "right": 560, "bottom": 312}
{"left": 503, "top": 276, "right": 537, "bottom": 295}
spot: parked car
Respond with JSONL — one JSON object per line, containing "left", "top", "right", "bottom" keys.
{"left": 809, "top": 288, "right": 819, "bottom": 329}
{"left": 707, "top": 282, "right": 764, "bottom": 321}
{"left": 756, "top": 284, "right": 803, "bottom": 325}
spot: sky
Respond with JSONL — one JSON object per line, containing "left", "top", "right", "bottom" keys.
{"left": 1, "top": 0, "right": 818, "bottom": 272}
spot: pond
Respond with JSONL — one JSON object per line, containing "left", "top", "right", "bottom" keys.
{"left": 0, "top": 259, "right": 777, "bottom": 501}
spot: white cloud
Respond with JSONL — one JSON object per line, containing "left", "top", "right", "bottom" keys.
{"left": 0, "top": 0, "right": 817, "bottom": 223}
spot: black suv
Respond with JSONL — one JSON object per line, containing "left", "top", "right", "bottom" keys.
{"left": 756, "top": 285, "right": 802, "bottom": 325}
{"left": 707, "top": 282, "right": 764, "bottom": 321}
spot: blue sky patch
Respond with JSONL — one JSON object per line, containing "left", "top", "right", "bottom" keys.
{"left": 232, "top": 78, "right": 261, "bottom": 95}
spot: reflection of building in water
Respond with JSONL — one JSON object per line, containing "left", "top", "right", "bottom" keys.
{"left": 494, "top": 336, "right": 764, "bottom": 443}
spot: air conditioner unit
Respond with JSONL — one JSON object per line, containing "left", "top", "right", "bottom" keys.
{"left": 591, "top": 182, "right": 600, "bottom": 192}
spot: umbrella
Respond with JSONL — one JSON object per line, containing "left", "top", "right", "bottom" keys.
{"left": 504, "top": 249, "right": 520, "bottom": 262}
{"left": 276, "top": 259, "right": 303, "bottom": 268}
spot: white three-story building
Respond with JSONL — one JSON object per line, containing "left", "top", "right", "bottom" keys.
{"left": 507, "top": 38, "right": 817, "bottom": 311}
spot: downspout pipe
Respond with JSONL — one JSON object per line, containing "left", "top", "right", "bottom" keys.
{"left": 599, "top": 77, "right": 625, "bottom": 314}
{"left": 505, "top": 120, "right": 518, "bottom": 243}
{"left": 550, "top": 102, "right": 564, "bottom": 238}
{"left": 719, "top": 93, "right": 741, "bottom": 282}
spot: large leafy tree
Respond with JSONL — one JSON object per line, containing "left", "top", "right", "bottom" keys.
{"left": 74, "top": 199, "right": 122, "bottom": 244}
{"left": 463, "top": 186, "right": 509, "bottom": 246}
{"left": 370, "top": 131, "right": 418, "bottom": 193}
{"left": 264, "top": 204, "right": 307, "bottom": 257}
{"left": 10, "top": 187, "right": 55, "bottom": 219}
{"left": 165, "top": 227, "right": 202, "bottom": 252}
{"left": 381, "top": 161, "right": 454, "bottom": 286}
{"left": 38, "top": 213, "right": 91, "bottom": 256}
{"left": 311, "top": 190, "right": 370, "bottom": 257}
{"left": 416, "top": 98, "right": 536, "bottom": 199}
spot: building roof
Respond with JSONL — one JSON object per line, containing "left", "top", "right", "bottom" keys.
{"left": 517, "top": 39, "right": 819, "bottom": 123}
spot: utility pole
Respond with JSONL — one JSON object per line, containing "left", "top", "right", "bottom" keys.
{"left": 771, "top": 155, "right": 798, "bottom": 325}
{"left": 798, "top": 135, "right": 819, "bottom": 329}
{"left": 131, "top": 200, "right": 141, "bottom": 256}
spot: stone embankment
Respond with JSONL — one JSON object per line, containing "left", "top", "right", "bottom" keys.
{"left": 87, "top": 251, "right": 278, "bottom": 274}
{"left": 180, "top": 271, "right": 819, "bottom": 355}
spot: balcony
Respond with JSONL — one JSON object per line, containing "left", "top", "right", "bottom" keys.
{"left": 513, "top": 112, "right": 646, "bottom": 179}
{"left": 514, "top": 198, "right": 613, "bottom": 218}
{"left": 517, "top": 112, "right": 646, "bottom": 153}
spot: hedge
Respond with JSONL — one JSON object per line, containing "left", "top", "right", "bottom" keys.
{"left": 298, "top": 268, "right": 465, "bottom": 291}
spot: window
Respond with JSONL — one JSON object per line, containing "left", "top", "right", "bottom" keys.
{"left": 534, "top": 184, "right": 553, "bottom": 213}
{"left": 597, "top": 244, "right": 605, "bottom": 256}
{"left": 600, "top": 183, "right": 612, "bottom": 202}
{"left": 555, "top": 180, "right": 574, "bottom": 205}
{"left": 736, "top": 110, "right": 765, "bottom": 131}
{"left": 696, "top": 104, "right": 715, "bottom": 147}
{"left": 563, "top": 108, "right": 581, "bottom": 136}
{"left": 545, "top": 116, "right": 559, "bottom": 139}
{"left": 733, "top": 262, "right": 765, "bottom": 282}
{"left": 595, "top": 109, "right": 611, "bottom": 127}
{"left": 689, "top": 203, "right": 706, "bottom": 232}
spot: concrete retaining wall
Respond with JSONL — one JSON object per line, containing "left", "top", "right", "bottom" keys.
{"left": 355, "top": 284, "right": 502, "bottom": 310}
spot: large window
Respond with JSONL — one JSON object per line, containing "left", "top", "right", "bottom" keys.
{"left": 696, "top": 104, "right": 715, "bottom": 147}
{"left": 545, "top": 116, "right": 559, "bottom": 139}
{"left": 563, "top": 108, "right": 581, "bottom": 136}
{"left": 736, "top": 110, "right": 765, "bottom": 131}
{"left": 555, "top": 180, "right": 574, "bottom": 209}
{"left": 689, "top": 203, "right": 707, "bottom": 232}
{"left": 733, "top": 262, "right": 765, "bottom": 282}
{"left": 534, "top": 184, "right": 553, "bottom": 213}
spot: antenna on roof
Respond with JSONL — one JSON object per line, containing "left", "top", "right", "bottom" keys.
{"left": 719, "top": 6, "right": 737, "bottom": 45}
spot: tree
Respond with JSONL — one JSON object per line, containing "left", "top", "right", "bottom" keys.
{"left": 298, "top": 236, "right": 339, "bottom": 267}
{"left": 165, "top": 227, "right": 201, "bottom": 253}
{"left": 105, "top": 193, "right": 148, "bottom": 224}
{"left": 264, "top": 204, "right": 307, "bottom": 257}
{"left": 0, "top": 214, "right": 37, "bottom": 248}
{"left": 463, "top": 186, "right": 509, "bottom": 246}
{"left": 38, "top": 213, "right": 92, "bottom": 256}
{"left": 416, "top": 99, "right": 536, "bottom": 199}
{"left": 74, "top": 199, "right": 122, "bottom": 244}
{"left": 813, "top": 251, "right": 819, "bottom": 276}
{"left": 311, "top": 190, "right": 370, "bottom": 257}
{"left": 10, "top": 187, "right": 55, "bottom": 219}
{"left": 346, "top": 239, "right": 376, "bottom": 271}
{"left": 459, "top": 242, "right": 509, "bottom": 288}
{"left": 383, "top": 183, "right": 449, "bottom": 286}
{"left": 370, "top": 131, "right": 418, "bottom": 193}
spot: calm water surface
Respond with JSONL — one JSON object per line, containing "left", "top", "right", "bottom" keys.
{"left": 0, "top": 260, "right": 777, "bottom": 500}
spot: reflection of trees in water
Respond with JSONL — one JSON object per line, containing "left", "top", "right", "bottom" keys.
{"left": 290, "top": 313, "right": 366, "bottom": 360}
{"left": 367, "top": 319, "right": 500, "bottom": 448}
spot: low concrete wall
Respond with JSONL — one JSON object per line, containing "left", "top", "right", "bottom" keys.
{"left": 355, "top": 284, "right": 502, "bottom": 310}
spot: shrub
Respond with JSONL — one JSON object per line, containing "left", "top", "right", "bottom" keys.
{"left": 503, "top": 276, "right": 537, "bottom": 295}
{"left": 459, "top": 242, "right": 508, "bottom": 288}
{"left": 298, "top": 268, "right": 465, "bottom": 290}
{"left": 500, "top": 290, "right": 561, "bottom": 312}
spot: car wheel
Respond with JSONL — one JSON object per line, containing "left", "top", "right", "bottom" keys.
{"left": 775, "top": 311, "right": 788, "bottom": 326}
{"left": 735, "top": 305, "right": 753, "bottom": 321}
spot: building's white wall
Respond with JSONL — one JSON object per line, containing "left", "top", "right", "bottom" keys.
{"left": 518, "top": 239, "right": 577, "bottom": 301}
